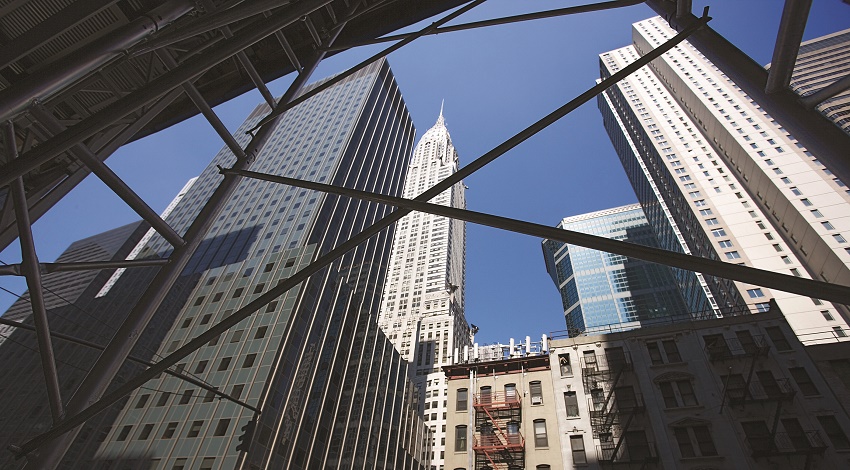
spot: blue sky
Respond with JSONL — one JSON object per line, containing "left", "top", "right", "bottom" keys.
{"left": 1, "top": 1, "right": 848, "bottom": 345}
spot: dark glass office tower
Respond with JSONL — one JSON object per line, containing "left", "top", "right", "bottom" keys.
{"left": 74, "top": 59, "right": 430, "bottom": 469}
{"left": 0, "top": 221, "right": 169, "bottom": 469}
{"left": 542, "top": 204, "right": 689, "bottom": 337}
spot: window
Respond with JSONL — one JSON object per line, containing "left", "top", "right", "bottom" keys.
{"left": 705, "top": 218, "right": 719, "bottom": 226}
{"left": 187, "top": 420, "right": 203, "bottom": 438}
{"left": 754, "top": 329, "right": 789, "bottom": 354}
{"left": 718, "top": 240, "right": 733, "bottom": 248}
{"left": 533, "top": 419, "right": 548, "bottom": 447}
{"left": 194, "top": 361, "right": 208, "bottom": 374}
{"left": 789, "top": 367, "right": 819, "bottom": 396}
{"left": 811, "top": 209, "right": 824, "bottom": 218}
{"left": 135, "top": 394, "right": 149, "bottom": 409}
{"left": 530, "top": 381, "right": 543, "bottom": 405}
{"left": 742, "top": 421, "right": 772, "bottom": 454}
{"left": 116, "top": 425, "right": 132, "bottom": 442}
{"left": 172, "top": 459, "right": 187, "bottom": 470}
{"left": 711, "top": 228, "right": 727, "bottom": 237}
{"left": 747, "top": 288, "right": 765, "bottom": 298}
{"left": 214, "top": 419, "right": 230, "bottom": 436}
{"left": 242, "top": 354, "right": 257, "bottom": 368}
{"left": 646, "top": 340, "right": 681, "bottom": 364}
{"left": 790, "top": 186, "right": 802, "bottom": 195}
{"left": 659, "top": 380, "right": 698, "bottom": 407}
{"left": 570, "top": 435, "right": 587, "bottom": 464}
{"left": 179, "top": 390, "right": 193, "bottom": 405}
{"left": 456, "top": 388, "right": 468, "bottom": 411}
{"left": 218, "top": 357, "right": 232, "bottom": 371}
{"left": 822, "top": 310, "right": 835, "bottom": 321}
{"left": 834, "top": 234, "right": 847, "bottom": 243}
{"left": 817, "top": 416, "right": 850, "bottom": 449}
{"left": 558, "top": 353, "right": 572, "bottom": 376}
{"left": 156, "top": 392, "right": 169, "bottom": 407}
{"left": 199, "top": 458, "right": 215, "bottom": 470}
{"left": 162, "top": 422, "right": 178, "bottom": 439}
{"left": 725, "top": 251, "right": 741, "bottom": 260}
{"left": 663, "top": 340, "right": 682, "bottom": 362}
{"left": 674, "top": 425, "right": 718, "bottom": 457}
{"left": 834, "top": 327, "right": 847, "bottom": 338}
{"left": 455, "top": 425, "right": 467, "bottom": 451}
{"left": 138, "top": 423, "right": 154, "bottom": 440}
{"left": 564, "top": 392, "right": 579, "bottom": 417}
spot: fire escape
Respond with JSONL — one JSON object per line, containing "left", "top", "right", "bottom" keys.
{"left": 582, "top": 349, "right": 658, "bottom": 468}
{"left": 707, "top": 333, "right": 828, "bottom": 465}
{"left": 472, "top": 390, "right": 524, "bottom": 470}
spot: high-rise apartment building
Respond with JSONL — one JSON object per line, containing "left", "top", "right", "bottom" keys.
{"left": 542, "top": 204, "right": 691, "bottom": 337}
{"left": 66, "top": 59, "right": 433, "bottom": 469}
{"left": 598, "top": 17, "right": 850, "bottom": 344}
{"left": 377, "top": 108, "right": 470, "bottom": 468}
{"left": 780, "top": 28, "right": 850, "bottom": 136}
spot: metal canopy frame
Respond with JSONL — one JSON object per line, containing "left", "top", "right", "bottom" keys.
{"left": 0, "top": 0, "right": 847, "bottom": 467}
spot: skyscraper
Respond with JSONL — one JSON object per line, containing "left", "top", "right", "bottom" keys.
{"left": 542, "top": 204, "right": 691, "bottom": 337}
{"left": 598, "top": 17, "right": 850, "bottom": 344}
{"left": 377, "top": 107, "right": 470, "bottom": 468}
{"left": 780, "top": 28, "right": 850, "bottom": 136}
{"left": 73, "top": 59, "right": 432, "bottom": 469}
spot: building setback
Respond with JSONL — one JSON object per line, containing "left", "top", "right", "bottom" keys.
{"left": 84, "top": 59, "right": 430, "bottom": 469}
{"left": 377, "top": 107, "right": 470, "bottom": 467}
{"left": 779, "top": 28, "right": 850, "bottom": 136}
{"left": 542, "top": 203, "right": 691, "bottom": 337}
{"left": 444, "top": 306, "right": 850, "bottom": 469}
{"left": 598, "top": 17, "right": 850, "bottom": 344}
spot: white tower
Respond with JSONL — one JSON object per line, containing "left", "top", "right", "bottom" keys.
{"left": 378, "top": 106, "right": 470, "bottom": 467}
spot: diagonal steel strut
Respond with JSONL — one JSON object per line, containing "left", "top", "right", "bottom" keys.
{"left": 224, "top": 167, "right": 850, "bottom": 305}
{"left": 12, "top": 13, "right": 710, "bottom": 459}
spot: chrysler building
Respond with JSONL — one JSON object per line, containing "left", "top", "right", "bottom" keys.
{"left": 378, "top": 106, "right": 471, "bottom": 467}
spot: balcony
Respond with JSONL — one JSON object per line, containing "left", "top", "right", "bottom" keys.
{"left": 597, "top": 441, "right": 659, "bottom": 464}
{"left": 728, "top": 378, "right": 796, "bottom": 405}
{"left": 705, "top": 335, "right": 769, "bottom": 362}
{"left": 472, "top": 430, "right": 525, "bottom": 452}
{"left": 750, "top": 431, "right": 828, "bottom": 457}
{"left": 473, "top": 391, "right": 522, "bottom": 409}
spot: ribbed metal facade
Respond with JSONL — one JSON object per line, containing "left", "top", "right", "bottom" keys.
{"left": 86, "top": 59, "right": 431, "bottom": 469}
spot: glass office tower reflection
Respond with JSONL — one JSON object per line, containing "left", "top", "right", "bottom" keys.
{"left": 90, "top": 59, "right": 431, "bottom": 469}
{"left": 542, "top": 204, "right": 689, "bottom": 337}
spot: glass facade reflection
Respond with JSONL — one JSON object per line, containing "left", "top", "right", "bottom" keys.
{"left": 542, "top": 204, "right": 689, "bottom": 336}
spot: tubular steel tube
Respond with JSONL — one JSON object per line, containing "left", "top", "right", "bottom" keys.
{"left": 0, "top": 259, "right": 170, "bottom": 276}
{"left": 226, "top": 168, "right": 850, "bottom": 305}
{"left": 765, "top": 0, "right": 812, "bottom": 94}
{"left": 0, "top": 0, "right": 334, "bottom": 189}
{"left": 0, "top": 317, "right": 258, "bottom": 412}
{"left": 156, "top": 50, "right": 250, "bottom": 160}
{"left": 0, "top": 88, "right": 185, "bottom": 253}
{"left": 800, "top": 74, "right": 850, "bottom": 109}
{"left": 28, "top": 105, "right": 186, "bottom": 248}
{"left": 13, "top": 17, "right": 710, "bottom": 460}
{"left": 0, "top": 0, "right": 195, "bottom": 122}
{"left": 326, "top": 0, "right": 645, "bottom": 51}
{"left": 5, "top": 122, "right": 65, "bottom": 423}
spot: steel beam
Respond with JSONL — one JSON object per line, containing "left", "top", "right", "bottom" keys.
{"left": 5, "top": 122, "right": 64, "bottom": 423}
{"left": 324, "top": 0, "right": 644, "bottom": 52}
{"left": 15, "top": 25, "right": 340, "bottom": 469}
{"left": 131, "top": 0, "right": 319, "bottom": 55}
{"left": 0, "top": 0, "right": 194, "bottom": 122}
{"left": 0, "top": 88, "right": 186, "bottom": 252}
{"left": 227, "top": 168, "right": 850, "bottom": 305}
{"left": 0, "top": 0, "right": 335, "bottom": 189}
{"left": 676, "top": 0, "right": 691, "bottom": 19}
{"left": 0, "top": 317, "right": 258, "bottom": 413}
{"left": 645, "top": 0, "right": 850, "bottom": 198}
{"left": 12, "top": 17, "right": 709, "bottom": 460}
{"left": 28, "top": 104, "right": 185, "bottom": 248}
{"left": 0, "top": 259, "right": 170, "bottom": 276}
{"left": 765, "top": 0, "right": 812, "bottom": 94}
{"left": 156, "top": 51, "right": 250, "bottom": 160}
{"left": 800, "top": 74, "right": 850, "bottom": 109}
{"left": 251, "top": 0, "right": 489, "bottom": 131}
